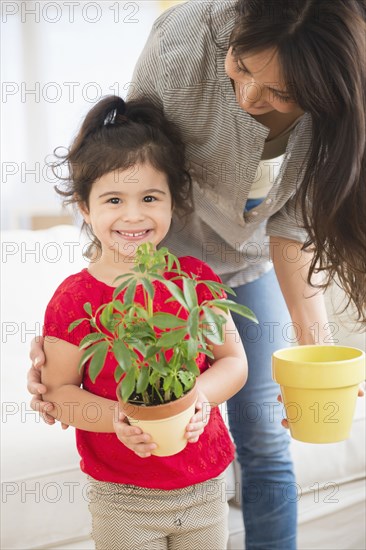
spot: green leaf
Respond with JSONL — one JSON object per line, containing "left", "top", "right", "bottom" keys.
{"left": 178, "top": 370, "right": 195, "bottom": 390}
{"left": 209, "top": 299, "right": 258, "bottom": 323}
{"left": 112, "top": 340, "right": 132, "bottom": 371}
{"left": 68, "top": 318, "right": 86, "bottom": 333}
{"left": 202, "top": 306, "right": 226, "bottom": 328}
{"left": 117, "top": 323, "right": 126, "bottom": 339}
{"left": 127, "top": 326, "right": 155, "bottom": 341}
{"left": 149, "top": 369, "right": 161, "bottom": 385}
{"left": 79, "top": 332, "right": 107, "bottom": 349}
{"left": 187, "top": 307, "right": 199, "bottom": 339}
{"left": 201, "top": 321, "right": 224, "bottom": 345}
{"left": 132, "top": 305, "right": 150, "bottom": 320}
{"left": 187, "top": 338, "right": 199, "bottom": 360}
{"left": 166, "top": 251, "right": 180, "bottom": 273}
{"left": 114, "top": 365, "right": 123, "bottom": 382}
{"left": 200, "top": 307, "right": 226, "bottom": 345}
{"left": 199, "top": 280, "right": 236, "bottom": 297}
{"left": 141, "top": 277, "right": 155, "bottom": 300}
{"left": 173, "top": 378, "right": 183, "bottom": 399}
{"left": 83, "top": 302, "right": 93, "bottom": 316}
{"left": 163, "top": 281, "right": 188, "bottom": 309}
{"left": 136, "top": 367, "right": 149, "bottom": 394}
{"left": 112, "top": 300, "right": 128, "bottom": 315}
{"left": 185, "top": 359, "right": 200, "bottom": 376}
{"left": 144, "top": 345, "right": 160, "bottom": 361}
{"left": 100, "top": 303, "right": 115, "bottom": 332}
{"left": 129, "top": 339, "right": 147, "bottom": 357}
{"left": 163, "top": 374, "right": 173, "bottom": 391}
{"left": 113, "top": 277, "right": 134, "bottom": 299}
{"left": 78, "top": 342, "right": 106, "bottom": 372}
{"left": 114, "top": 272, "right": 133, "bottom": 283}
{"left": 152, "top": 313, "right": 185, "bottom": 329}
{"left": 88, "top": 341, "right": 109, "bottom": 382}
{"left": 148, "top": 359, "right": 168, "bottom": 375}
{"left": 200, "top": 347, "right": 215, "bottom": 360}
{"left": 158, "top": 328, "right": 187, "bottom": 348}
{"left": 183, "top": 277, "right": 198, "bottom": 309}
{"left": 120, "top": 367, "right": 136, "bottom": 402}
{"left": 124, "top": 279, "right": 137, "bottom": 305}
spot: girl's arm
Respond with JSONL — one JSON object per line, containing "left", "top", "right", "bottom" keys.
{"left": 195, "top": 309, "right": 248, "bottom": 405}
{"left": 41, "top": 337, "right": 116, "bottom": 432}
{"left": 270, "top": 236, "right": 330, "bottom": 344}
{"left": 185, "top": 309, "right": 247, "bottom": 443}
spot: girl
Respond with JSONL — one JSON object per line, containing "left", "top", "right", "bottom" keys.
{"left": 41, "top": 95, "right": 248, "bottom": 550}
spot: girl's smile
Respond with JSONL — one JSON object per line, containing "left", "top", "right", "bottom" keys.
{"left": 113, "top": 229, "right": 152, "bottom": 240}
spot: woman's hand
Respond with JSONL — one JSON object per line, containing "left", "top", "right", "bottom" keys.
{"left": 185, "top": 390, "right": 211, "bottom": 443}
{"left": 113, "top": 405, "right": 157, "bottom": 458}
{"left": 277, "top": 394, "right": 289, "bottom": 430}
{"left": 28, "top": 336, "right": 69, "bottom": 429}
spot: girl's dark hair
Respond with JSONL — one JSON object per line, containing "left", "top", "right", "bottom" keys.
{"left": 231, "top": 0, "right": 366, "bottom": 323}
{"left": 54, "top": 95, "right": 192, "bottom": 255}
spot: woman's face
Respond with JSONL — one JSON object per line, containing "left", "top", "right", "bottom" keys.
{"left": 225, "top": 47, "right": 301, "bottom": 115}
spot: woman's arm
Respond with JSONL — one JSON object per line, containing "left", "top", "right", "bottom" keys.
{"left": 42, "top": 337, "right": 116, "bottom": 432}
{"left": 271, "top": 236, "right": 364, "bottom": 428}
{"left": 270, "top": 236, "right": 331, "bottom": 345}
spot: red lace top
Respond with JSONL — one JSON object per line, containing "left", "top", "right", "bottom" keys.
{"left": 43, "top": 256, "right": 235, "bottom": 489}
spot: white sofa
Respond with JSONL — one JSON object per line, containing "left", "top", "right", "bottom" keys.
{"left": 1, "top": 225, "right": 365, "bottom": 550}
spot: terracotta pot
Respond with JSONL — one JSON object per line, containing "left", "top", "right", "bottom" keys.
{"left": 272, "top": 345, "right": 365, "bottom": 443}
{"left": 116, "top": 382, "right": 198, "bottom": 456}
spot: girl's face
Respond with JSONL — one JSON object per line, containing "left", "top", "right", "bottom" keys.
{"left": 81, "top": 162, "right": 173, "bottom": 267}
{"left": 225, "top": 47, "right": 301, "bottom": 115}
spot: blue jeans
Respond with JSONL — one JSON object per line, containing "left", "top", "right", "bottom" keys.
{"left": 227, "top": 268, "right": 297, "bottom": 550}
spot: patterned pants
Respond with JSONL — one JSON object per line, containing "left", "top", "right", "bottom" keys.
{"left": 88, "top": 475, "right": 229, "bottom": 550}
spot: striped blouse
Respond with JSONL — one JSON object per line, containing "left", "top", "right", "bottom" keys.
{"left": 128, "top": 0, "right": 312, "bottom": 286}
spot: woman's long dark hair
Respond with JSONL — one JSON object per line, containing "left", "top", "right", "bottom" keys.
{"left": 53, "top": 96, "right": 192, "bottom": 255}
{"left": 231, "top": 0, "right": 366, "bottom": 323}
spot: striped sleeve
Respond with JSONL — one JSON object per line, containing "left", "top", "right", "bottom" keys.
{"left": 127, "top": 19, "right": 165, "bottom": 107}
{"left": 266, "top": 193, "right": 308, "bottom": 243}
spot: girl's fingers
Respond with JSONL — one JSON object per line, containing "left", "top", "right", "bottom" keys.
{"left": 113, "top": 413, "right": 157, "bottom": 455}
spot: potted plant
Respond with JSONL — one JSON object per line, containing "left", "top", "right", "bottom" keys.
{"left": 69, "top": 243, "right": 257, "bottom": 456}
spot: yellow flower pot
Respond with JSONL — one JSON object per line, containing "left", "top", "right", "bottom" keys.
{"left": 117, "top": 383, "right": 198, "bottom": 456}
{"left": 272, "top": 345, "right": 365, "bottom": 443}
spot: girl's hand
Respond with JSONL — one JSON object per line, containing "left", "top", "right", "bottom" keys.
{"left": 278, "top": 383, "right": 365, "bottom": 430}
{"left": 185, "top": 390, "right": 211, "bottom": 443}
{"left": 113, "top": 405, "right": 157, "bottom": 458}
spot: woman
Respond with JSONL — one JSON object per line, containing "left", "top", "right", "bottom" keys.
{"left": 28, "top": 1, "right": 366, "bottom": 548}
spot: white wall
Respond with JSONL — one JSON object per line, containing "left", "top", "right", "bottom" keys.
{"left": 1, "top": 1, "right": 165, "bottom": 229}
